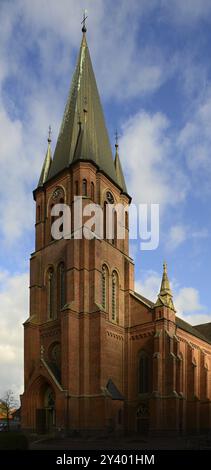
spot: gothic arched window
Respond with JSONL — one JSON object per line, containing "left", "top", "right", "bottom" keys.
{"left": 112, "top": 271, "right": 118, "bottom": 322}
{"left": 82, "top": 179, "right": 87, "bottom": 196}
{"left": 138, "top": 351, "right": 150, "bottom": 394}
{"left": 112, "top": 210, "right": 117, "bottom": 246}
{"left": 49, "top": 342, "right": 61, "bottom": 369}
{"left": 50, "top": 203, "right": 54, "bottom": 241}
{"left": 103, "top": 201, "right": 107, "bottom": 239}
{"left": 58, "top": 262, "right": 66, "bottom": 311}
{"left": 91, "top": 182, "right": 95, "bottom": 201}
{"left": 102, "top": 264, "right": 108, "bottom": 310}
{"left": 47, "top": 267, "right": 54, "bottom": 319}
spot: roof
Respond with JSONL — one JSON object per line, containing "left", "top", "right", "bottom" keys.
{"left": 132, "top": 290, "right": 211, "bottom": 346}
{"left": 176, "top": 317, "right": 211, "bottom": 344}
{"left": 46, "top": 361, "right": 61, "bottom": 384}
{"left": 106, "top": 379, "right": 124, "bottom": 400}
{"left": 194, "top": 322, "right": 211, "bottom": 342}
{"left": 43, "top": 32, "right": 123, "bottom": 190}
{"left": 132, "top": 291, "right": 155, "bottom": 308}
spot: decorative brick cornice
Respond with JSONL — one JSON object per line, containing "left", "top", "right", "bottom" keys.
{"left": 176, "top": 335, "right": 211, "bottom": 355}
{"left": 106, "top": 330, "right": 123, "bottom": 341}
{"left": 40, "top": 327, "right": 60, "bottom": 338}
{"left": 130, "top": 331, "right": 154, "bottom": 341}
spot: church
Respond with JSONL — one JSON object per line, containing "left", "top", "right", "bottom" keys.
{"left": 21, "top": 24, "right": 211, "bottom": 436}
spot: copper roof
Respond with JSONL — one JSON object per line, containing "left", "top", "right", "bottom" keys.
{"left": 41, "top": 32, "right": 125, "bottom": 191}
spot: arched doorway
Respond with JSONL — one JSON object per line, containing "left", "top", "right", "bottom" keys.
{"left": 35, "top": 383, "right": 55, "bottom": 434}
{"left": 136, "top": 403, "right": 149, "bottom": 435}
{"left": 44, "top": 387, "right": 55, "bottom": 432}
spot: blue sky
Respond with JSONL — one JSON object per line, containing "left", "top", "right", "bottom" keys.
{"left": 0, "top": 0, "right": 211, "bottom": 397}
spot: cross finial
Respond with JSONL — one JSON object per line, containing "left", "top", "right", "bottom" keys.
{"left": 163, "top": 261, "right": 167, "bottom": 273}
{"left": 48, "top": 125, "right": 52, "bottom": 143}
{"left": 115, "top": 130, "right": 119, "bottom": 148}
{"left": 81, "top": 10, "right": 88, "bottom": 33}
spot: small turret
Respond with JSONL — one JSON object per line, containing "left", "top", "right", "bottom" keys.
{"left": 155, "top": 262, "right": 176, "bottom": 312}
{"left": 38, "top": 126, "right": 52, "bottom": 187}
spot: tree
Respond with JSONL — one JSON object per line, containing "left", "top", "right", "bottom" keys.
{"left": 0, "top": 390, "right": 18, "bottom": 430}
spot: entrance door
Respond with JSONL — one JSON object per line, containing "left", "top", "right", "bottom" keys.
{"left": 44, "top": 387, "right": 55, "bottom": 432}
{"left": 36, "top": 409, "right": 46, "bottom": 434}
{"left": 136, "top": 403, "right": 149, "bottom": 436}
{"left": 36, "top": 386, "right": 55, "bottom": 434}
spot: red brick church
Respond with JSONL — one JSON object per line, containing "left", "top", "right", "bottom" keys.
{"left": 21, "top": 26, "right": 211, "bottom": 436}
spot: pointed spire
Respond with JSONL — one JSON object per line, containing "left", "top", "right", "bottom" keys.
{"left": 114, "top": 131, "right": 127, "bottom": 194}
{"left": 38, "top": 126, "right": 52, "bottom": 187}
{"left": 46, "top": 28, "right": 126, "bottom": 191}
{"left": 155, "top": 262, "right": 176, "bottom": 311}
{"left": 160, "top": 262, "right": 172, "bottom": 295}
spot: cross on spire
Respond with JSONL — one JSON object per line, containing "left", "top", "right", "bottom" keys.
{"left": 48, "top": 125, "right": 52, "bottom": 143}
{"left": 81, "top": 10, "right": 88, "bottom": 33}
{"left": 115, "top": 130, "right": 119, "bottom": 148}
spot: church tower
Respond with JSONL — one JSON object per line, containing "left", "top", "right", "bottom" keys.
{"left": 21, "top": 24, "right": 133, "bottom": 434}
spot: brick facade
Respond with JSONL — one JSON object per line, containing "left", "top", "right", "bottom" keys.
{"left": 21, "top": 30, "right": 211, "bottom": 436}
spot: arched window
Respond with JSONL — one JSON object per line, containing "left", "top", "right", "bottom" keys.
{"left": 58, "top": 262, "right": 66, "bottom": 311}
{"left": 112, "top": 210, "right": 117, "bottom": 245}
{"left": 50, "top": 203, "right": 54, "bottom": 241}
{"left": 47, "top": 267, "right": 54, "bottom": 319}
{"left": 82, "top": 179, "right": 87, "bottom": 196}
{"left": 176, "top": 354, "right": 184, "bottom": 395}
{"left": 58, "top": 198, "right": 64, "bottom": 235}
{"left": 103, "top": 201, "right": 107, "bottom": 239}
{"left": 138, "top": 351, "right": 150, "bottom": 394}
{"left": 49, "top": 342, "right": 61, "bottom": 369}
{"left": 91, "top": 182, "right": 95, "bottom": 201}
{"left": 112, "top": 271, "right": 118, "bottom": 322}
{"left": 102, "top": 264, "right": 108, "bottom": 310}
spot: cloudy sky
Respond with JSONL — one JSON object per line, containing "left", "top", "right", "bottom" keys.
{"left": 0, "top": 0, "right": 211, "bottom": 399}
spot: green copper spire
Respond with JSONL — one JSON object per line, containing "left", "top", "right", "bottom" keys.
{"left": 46, "top": 30, "right": 122, "bottom": 189}
{"left": 38, "top": 127, "right": 52, "bottom": 187}
{"left": 155, "top": 262, "right": 176, "bottom": 311}
{"left": 114, "top": 132, "right": 127, "bottom": 194}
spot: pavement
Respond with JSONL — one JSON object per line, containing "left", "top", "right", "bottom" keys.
{"left": 30, "top": 434, "right": 191, "bottom": 450}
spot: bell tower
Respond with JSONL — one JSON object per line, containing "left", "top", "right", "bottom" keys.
{"left": 21, "top": 23, "right": 133, "bottom": 434}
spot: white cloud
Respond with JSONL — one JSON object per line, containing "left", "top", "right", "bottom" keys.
{"left": 120, "top": 110, "right": 188, "bottom": 207}
{"left": 0, "top": 0, "right": 177, "bottom": 247}
{"left": 177, "top": 90, "right": 211, "bottom": 193}
{"left": 135, "top": 271, "right": 161, "bottom": 303}
{"left": 175, "top": 287, "right": 203, "bottom": 314}
{"left": 0, "top": 271, "right": 28, "bottom": 400}
{"left": 182, "top": 313, "right": 211, "bottom": 326}
{"left": 174, "top": 287, "right": 211, "bottom": 325}
{"left": 161, "top": 0, "right": 211, "bottom": 25}
{"left": 0, "top": 0, "right": 174, "bottom": 100}
{"left": 167, "top": 225, "right": 187, "bottom": 250}
{"left": 166, "top": 224, "right": 208, "bottom": 251}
